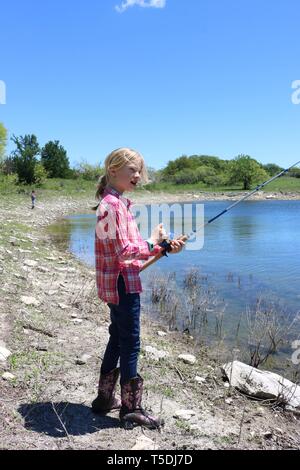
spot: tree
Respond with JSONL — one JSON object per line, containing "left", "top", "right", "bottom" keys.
{"left": 262, "top": 163, "right": 284, "bottom": 176}
{"left": 0, "top": 122, "right": 7, "bottom": 163}
{"left": 11, "top": 134, "right": 40, "bottom": 184}
{"left": 75, "top": 160, "right": 103, "bottom": 180}
{"left": 34, "top": 162, "right": 48, "bottom": 186}
{"left": 41, "top": 140, "right": 70, "bottom": 178}
{"left": 228, "top": 155, "right": 269, "bottom": 190}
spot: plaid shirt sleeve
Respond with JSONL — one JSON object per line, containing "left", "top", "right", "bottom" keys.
{"left": 96, "top": 198, "right": 161, "bottom": 262}
{"left": 112, "top": 205, "right": 160, "bottom": 261}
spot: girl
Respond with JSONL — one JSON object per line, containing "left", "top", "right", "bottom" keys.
{"left": 92, "top": 148, "right": 185, "bottom": 430}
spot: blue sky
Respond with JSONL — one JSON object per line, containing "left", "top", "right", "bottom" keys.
{"left": 1, "top": 0, "right": 300, "bottom": 169}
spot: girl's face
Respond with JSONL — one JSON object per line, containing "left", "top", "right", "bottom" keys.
{"left": 109, "top": 161, "right": 142, "bottom": 193}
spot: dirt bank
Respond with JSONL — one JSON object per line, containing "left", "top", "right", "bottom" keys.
{"left": 0, "top": 193, "right": 300, "bottom": 450}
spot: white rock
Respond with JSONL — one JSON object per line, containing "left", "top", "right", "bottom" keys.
{"left": 190, "top": 424, "right": 202, "bottom": 431}
{"left": 131, "top": 436, "right": 159, "bottom": 450}
{"left": 144, "top": 345, "right": 169, "bottom": 362}
{"left": 2, "top": 372, "right": 15, "bottom": 381}
{"left": 71, "top": 318, "right": 83, "bottom": 324}
{"left": 157, "top": 331, "right": 167, "bottom": 337}
{"left": 47, "top": 290, "right": 58, "bottom": 296}
{"left": 225, "top": 398, "right": 233, "bottom": 405}
{"left": 173, "top": 409, "right": 196, "bottom": 421}
{"left": 21, "top": 296, "right": 40, "bottom": 307}
{"left": 0, "top": 347, "right": 12, "bottom": 362}
{"left": 58, "top": 303, "right": 69, "bottom": 310}
{"left": 222, "top": 360, "right": 300, "bottom": 409}
{"left": 24, "top": 259, "right": 38, "bottom": 267}
{"left": 195, "top": 376, "right": 206, "bottom": 384}
{"left": 76, "top": 354, "right": 91, "bottom": 365}
{"left": 178, "top": 354, "right": 197, "bottom": 365}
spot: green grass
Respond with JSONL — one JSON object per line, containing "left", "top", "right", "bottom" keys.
{"left": 143, "top": 176, "right": 300, "bottom": 193}
{"left": 0, "top": 175, "right": 299, "bottom": 198}
{"left": 0, "top": 175, "right": 96, "bottom": 199}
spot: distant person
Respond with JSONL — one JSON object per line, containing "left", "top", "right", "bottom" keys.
{"left": 31, "top": 190, "right": 36, "bottom": 209}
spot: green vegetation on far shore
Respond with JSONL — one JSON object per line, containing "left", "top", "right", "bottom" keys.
{"left": 1, "top": 124, "right": 300, "bottom": 196}
{"left": 0, "top": 174, "right": 300, "bottom": 198}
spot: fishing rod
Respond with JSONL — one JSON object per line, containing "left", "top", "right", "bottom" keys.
{"left": 140, "top": 159, "right": 300, "bottom": 272}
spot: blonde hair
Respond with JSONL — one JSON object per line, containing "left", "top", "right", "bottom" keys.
{"left": 95, "top": 147, "right": 148, "bottom": 201}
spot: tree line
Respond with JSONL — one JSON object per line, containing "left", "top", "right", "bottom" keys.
{"left": 1, "top": 122, "right": 299, "bottom": 189}
{"left": 0, "top": 123, "right": 103, "bottom": 185}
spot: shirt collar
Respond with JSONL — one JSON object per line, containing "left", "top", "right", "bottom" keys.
{"left": 104, "top": 185, "right": 132, "bottom": 209}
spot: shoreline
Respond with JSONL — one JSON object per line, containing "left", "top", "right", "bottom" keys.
{"left": 132, "top": 189, "right": 300, "bottom": 204}
{"left": 1, "top": 192, "right": 300, "bottom": 450}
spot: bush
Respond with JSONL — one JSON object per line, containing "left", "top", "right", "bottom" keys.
{"left": 75, "top": 161, "right": 104, "bottom": 181}
{"left": 34, "top": 163, "right": 48, "bottom": 186}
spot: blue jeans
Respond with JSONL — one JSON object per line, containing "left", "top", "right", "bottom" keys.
{"left": 101, "top": 275, "right": 141, "bottom": 385}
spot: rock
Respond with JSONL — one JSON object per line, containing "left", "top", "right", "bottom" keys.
{"left": 178, "top": 354, "right": 197, "bottom": 365}
{"left": 0, "top": 347, "right": 12, "bottom": 362}
{"left": 222, "top": 361, "right": 300, "bottom": 409}
{"left": 18, "top": 248, "right": 32, "bottom": 254}
{"left": 131, "top": 436, "right": 159, "bottom": 450}
{"left": 76, "top": 354, "right": 91, "bottom": 365}
{"left": 225, "top": 398, "right": 233, "bottom": 405}
{"left": 31, "top": 343, "right": 48, "bottom": 352}
{"left": 144, "top": 345, "right": 169, "bottom": 362}
{"left": 2, "top": 372, "right": 15, "bottom": 381}
{"left": 9, "top": 237, "right": 20, "bottom": 246}
{"left": 262, "top": 431, "right": 273, "bottom": 439}
{"left": 47, "top": 290, "right": 58, "bottom": 296}
{"left": 173, "top": 409, "right": 196, "bottom": 421}
{"left": 21, "top": 296, "right": 40, "bottom": 307}
{"left": 195, "top": 376, "right": 206, "bottom": 384}
{"left": 14, "top": 273, "right": 26, "bottom": 280}
{"left": 157, "top": 330, "right": 167, "bottom": 337}
{"left": 37, "top": 266, "right": 49, "bottom": 273}
{"left": 55, "top": 267, "right": 77, "bottom": 273}
{"left": 58, "top": 303, "right": 69, "bottom": 310}
{"left": 24, "top": 259, "right": 38, "bottom": 267}
{"left": 224, "top": 382, "right": 230, "bottom": 388}
{"left": 190, "top": 424, "right": 202, "bottom": 431}
{"left": 71, "top": 318, "right": 83, "bottom": 324}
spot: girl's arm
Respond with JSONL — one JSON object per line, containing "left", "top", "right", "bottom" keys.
{"left": 96, "top": 204, "right": 161, "bottom": 261}
{"left": 112, "top": 209, "right": 161, "bottom": 261}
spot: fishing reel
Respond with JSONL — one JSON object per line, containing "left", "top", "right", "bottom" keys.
{"left": 158, "top": 233, "right": 188, "bottom": 256}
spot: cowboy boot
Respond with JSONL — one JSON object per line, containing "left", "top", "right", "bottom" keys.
{"left": 120, "top": 374, "right": 164, "bottom": 430}
{"left": 92, "top": 367, "right": 121, "bottom": 413}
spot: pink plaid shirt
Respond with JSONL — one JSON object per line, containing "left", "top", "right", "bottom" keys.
{"left": 95, "top": 186, "right": 161, "bottom": 305}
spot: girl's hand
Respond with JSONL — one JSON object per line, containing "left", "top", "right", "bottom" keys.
{"left": 168, "top": 239, "right": 185, "bottom": 254}
{"left": 150, "top": 223, "right": 168, "bottom": 245}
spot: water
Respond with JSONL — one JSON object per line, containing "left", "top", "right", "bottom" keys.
{"left": 48, "top": 200, "right": 300, "bottom": 342}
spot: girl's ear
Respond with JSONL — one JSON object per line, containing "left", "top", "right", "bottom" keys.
{"left": 109, "top": 168, "right": 116, "bottom": 178}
